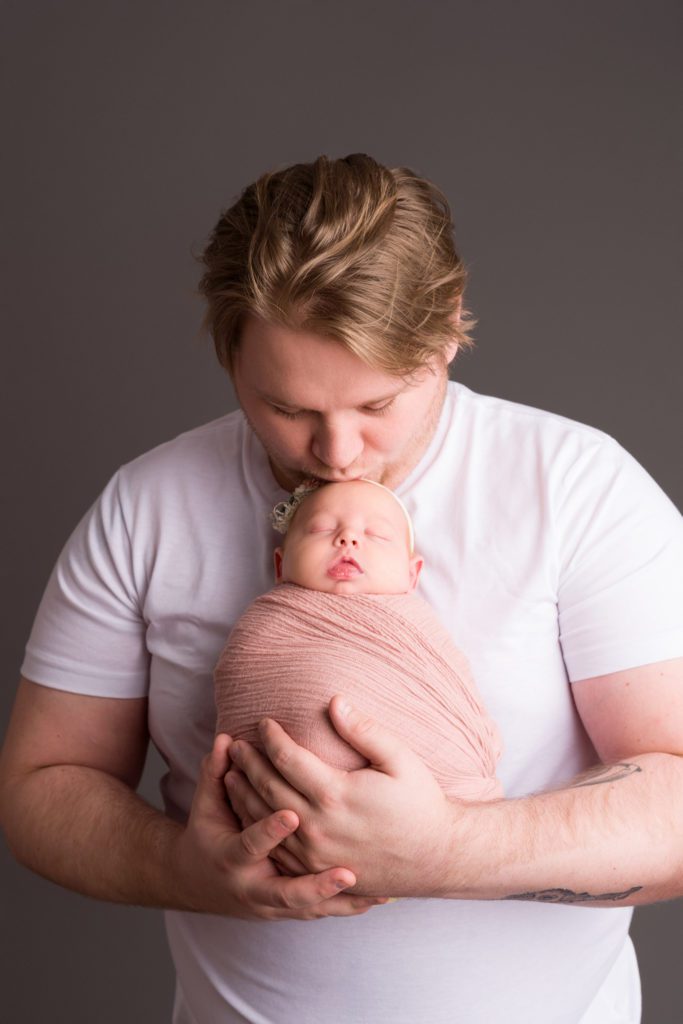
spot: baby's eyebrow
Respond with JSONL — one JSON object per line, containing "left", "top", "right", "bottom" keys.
{"left": 301, "top": 508, "right": 403, "bottom": 536}
{"left": 305, "top": 513, "right": 337, "bottom": 528}
{"left": 367, "top": 515, "right": 397, "bottom": 530}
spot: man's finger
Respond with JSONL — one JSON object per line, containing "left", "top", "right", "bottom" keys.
{"left": 229, "top": 735, "right": 318, "bottom": 810}
{"left": 254, "top": 864, "right": 358, "bottom": 912}
{"left": 295, "top": 892, "right": 391, "bottom": 918}
{"left": 208, "top": 733, "right": 233, "bottom": 779}
{"left": 223, "top": 768, "right": 251, "bottom": 829}
{"left": 231, "top": 809, "right": 302, "bottom": 866}
{"left": 192, "top": 733, "right": 241, "bottom": 828}
{"left": 327, "top": 696, "right": 402, "bottom": 773}
{"left": 249, "top": 719, "right": 343, "bottom": 805}
{"left": 224, "top": 775, "right": 311, "bottom": 877}
{"left": 225, "top": 766, "right": 274, "bottom": 825}
{"left": 269, "top": 845, "right": 310, "bottom": 877}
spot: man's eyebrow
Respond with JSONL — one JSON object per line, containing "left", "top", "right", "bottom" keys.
{"left": 254, "top": 387, "right": 406, "bottom": 411}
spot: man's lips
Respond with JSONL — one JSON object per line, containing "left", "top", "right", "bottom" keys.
{"left": 327, "top": 555, "right": 364, "bottom": 579}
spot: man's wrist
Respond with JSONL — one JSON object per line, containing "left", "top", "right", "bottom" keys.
{"left": 435, "top": 796, "right": 506, "bottom": 899}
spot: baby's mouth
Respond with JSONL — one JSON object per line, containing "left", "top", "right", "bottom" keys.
{"left": 327, "top": 555, "right": 364, "bottom": 579}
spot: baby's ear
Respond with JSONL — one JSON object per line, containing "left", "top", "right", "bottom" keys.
{"left": 273, "top": 547, "right": 284, "bottom": 583}
{"left": 408, "top": 554, "right": 424, "bottom": 591}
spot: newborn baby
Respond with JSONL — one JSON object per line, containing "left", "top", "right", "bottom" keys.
{"left": 214, "top": 479, "right": 503, "bottom": 801}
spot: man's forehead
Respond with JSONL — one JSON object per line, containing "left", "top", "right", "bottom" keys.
{"left": 236, "top": 316, "right": 420, "bottom": 406}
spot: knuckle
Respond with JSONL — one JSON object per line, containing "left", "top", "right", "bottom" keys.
{"left": 308, "top": 853, "right": 330, "bottom": 875}
{"left": 230, "top": 882, "right": 250, "bottom": 911}
{"left": 260, "top": 777, "right": 279, "bottom": 806}
{"left": 355, "top": 714, "right": 377, "bottom": 737}
{"left": 318, "top": 878, "right": 337, "bottom": 901}
{"left": 317, "top": 783, "right": 342, "bottom": 812}
{"left": 271, "top": 746, "right": 291, "bottom": 773}
{"left": 299, "top": 821, "right": 326, "bottom": 858}
{"left": 239, "top": 829, "right": 260, "bottom": 859}
{"left": 273, "top": 886, "right": 295, "bottom": 911}
{"left": 242, "top": 793, "right": 261, "bottom": 818}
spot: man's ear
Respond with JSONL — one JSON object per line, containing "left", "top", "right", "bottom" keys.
{"left": 444, "top": 341, "right": 459, "bottom": 365}
{"left": 443, "top": 301, "right": 462, "bottom": 364}
{"left": 408, "top": 554, "right": 424, "bottom": 591}
{"left": 273, "top": 547, "right": 284, "bottom": 583}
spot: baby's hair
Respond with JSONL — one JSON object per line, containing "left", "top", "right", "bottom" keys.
{"left": 269, "top": 478, "right": 415, "bottom": 553}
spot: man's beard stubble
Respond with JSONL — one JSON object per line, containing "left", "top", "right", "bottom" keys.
{"left": 245, "top": 370, "right": 449, "bottom": 493}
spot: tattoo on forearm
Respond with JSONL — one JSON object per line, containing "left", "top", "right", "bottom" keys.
{"left": 504, "top": 885, "right": 643, "bottom": 904}
{"left": 504, "top": 762, "right": 645, "bottom": 905}
{"left": 569, "top": 762, "right": 642, "bottom": 789}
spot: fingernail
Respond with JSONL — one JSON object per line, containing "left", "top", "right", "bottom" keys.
{"left": 337, "top": 699, "right": 351, "bottom": 717}
{"left": 386, "top": 897, "right": 399, "bottom": 903}
{"left": 230, "top": 744, "right": 243, "bottom": 764}
{"left": 335, "top": 879, "right": 349, "bottom": 890}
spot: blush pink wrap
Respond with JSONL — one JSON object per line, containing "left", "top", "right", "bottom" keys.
{"left": 214, "top": 583, "right": 503, "bottom": 801}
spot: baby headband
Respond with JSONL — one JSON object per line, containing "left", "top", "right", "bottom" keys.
{"left": 269, "top": 478, "right": 415, "bottom": 553}
{"left": 270, "top": 479, "right": 322, "bottom": 535}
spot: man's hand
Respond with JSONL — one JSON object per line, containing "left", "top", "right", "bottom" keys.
{"left": 171, "top": 732, "right": 390, "bottom": 919}
{"left": 224, "top": 697, "right": 461, "bottom": 897}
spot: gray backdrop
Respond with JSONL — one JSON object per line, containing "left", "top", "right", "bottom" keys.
{"left": 2, "top": 1, "right": 681, "bottom": 1021}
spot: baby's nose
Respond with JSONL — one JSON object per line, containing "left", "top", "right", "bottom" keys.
{"left": 336, "top": 531, "right": 359, "bottom": 547}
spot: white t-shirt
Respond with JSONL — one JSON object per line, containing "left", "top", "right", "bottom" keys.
{"left": 22, "top": 382, "right": 683, "bottom": 1024}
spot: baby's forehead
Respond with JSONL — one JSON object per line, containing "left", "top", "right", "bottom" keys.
{"left": 303, "top": 481, "right": 401, "bottom": 521}
{"left": 292, "top": 483, "right": 414, "bottom": 556}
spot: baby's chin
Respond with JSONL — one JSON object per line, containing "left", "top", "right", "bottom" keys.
{"left": 281, "top": 575, "right": 410, "bottom": 595}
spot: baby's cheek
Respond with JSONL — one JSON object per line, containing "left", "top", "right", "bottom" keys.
{"left": 286, "top": 553, "right": 332, "bottom": 591}
{"left": 367, "top": 555, "right": 411, "bottom": 595}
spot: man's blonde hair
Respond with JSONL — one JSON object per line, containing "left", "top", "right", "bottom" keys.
{"left": 198, "top": 153, "right": 476, "bottom": 377}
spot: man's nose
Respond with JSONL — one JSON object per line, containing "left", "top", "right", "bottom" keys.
{"left": 311, "top": 418, "right": 363, "bottom": 471}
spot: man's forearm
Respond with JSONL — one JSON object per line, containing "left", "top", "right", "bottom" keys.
{"left": 2, "top": 763, "right": 185, "bottom": 908}
{"left": 445, "top": 751, "right": 683, "bottom": 907}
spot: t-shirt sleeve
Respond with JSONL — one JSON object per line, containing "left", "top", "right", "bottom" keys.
{"left": 20, "top": 469, "right": 150, "bottom": 697}
{"left": 556, "top": 435, "right": 683, "bottom": 682}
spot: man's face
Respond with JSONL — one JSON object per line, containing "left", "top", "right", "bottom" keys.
{"left": 232, "top": 314, "right": 456, "bottom": 491}
{"left": 274, "top": 480, "right": 423, "bottom": 595}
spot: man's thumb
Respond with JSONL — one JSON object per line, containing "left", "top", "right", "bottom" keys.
{"left": 327, "top": 696, "right": 401, "bottom": 773}
{"left": 192, "top": 733, "right": 240, "bottom": 828}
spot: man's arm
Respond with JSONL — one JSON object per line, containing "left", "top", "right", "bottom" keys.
{"left": 462, "top": 655, "right": 683, "bottom": 907}
{"left": 223, "top": 657, "right": 683, "bottom": 906}
{"left": 0, "top": 678, "right": 387, "bottom": 919}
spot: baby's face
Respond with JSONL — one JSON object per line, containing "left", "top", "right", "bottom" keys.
{"left": 274, "top": 480, "right": 423, "bottom": 595}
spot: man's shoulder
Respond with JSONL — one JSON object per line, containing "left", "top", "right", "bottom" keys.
{"left": 450, "top": 381, "right": 612, "bottom": 444}
{"left": 445, "top": 384, "right": 676, "bottom": 523}
{"left": 448, "top": 381, "right": 622, "bottom": 468}
{"left": 117, "top": 409, "right": 247, "bottom": 493}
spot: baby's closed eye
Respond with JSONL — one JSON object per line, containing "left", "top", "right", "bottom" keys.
{"left": 306, "top": 517, "right": 337, "bottom": 534}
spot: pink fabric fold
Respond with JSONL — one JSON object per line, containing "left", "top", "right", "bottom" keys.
{"left": 214, "top": 582, "right": 503, "bottom": 801}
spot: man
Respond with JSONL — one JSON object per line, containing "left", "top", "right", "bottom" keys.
{"left": 2, "top": 152, "right": 682, "bottom": 1023}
